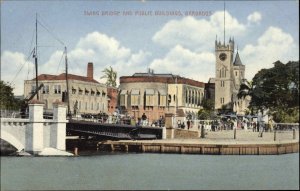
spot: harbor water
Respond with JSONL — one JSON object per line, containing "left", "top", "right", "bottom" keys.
{"left": 1, "top": 153, "right": 299, "bottom": 190}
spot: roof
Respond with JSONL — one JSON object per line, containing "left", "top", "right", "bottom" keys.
{"left": 233, "top": 51, "right": 243, "bottom": 66}
{"left": 33, "top": 73, "right": 99, "bottom": 83}
{"left": 120, "top": 74, "right": 205, "bottom": 88}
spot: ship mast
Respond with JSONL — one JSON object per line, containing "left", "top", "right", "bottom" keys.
{"left": 65, "top": 46, "right": 71, "bottom": 117}
{"left": 35, "top": 13, "right": 39, "bottom": 100}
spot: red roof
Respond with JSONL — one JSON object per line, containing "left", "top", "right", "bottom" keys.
{"left": 33, "top": 73, "right": 99, "bottom": 83}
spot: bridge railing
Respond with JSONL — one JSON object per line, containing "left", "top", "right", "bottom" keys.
{"left": 0, "top": 110, "right": 28, "bottom": 118}
{"left": 274, "top": 123, "right": 299, "bottom": 131}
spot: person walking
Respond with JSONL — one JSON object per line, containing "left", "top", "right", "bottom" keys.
{"left": 187, "top": 120, "right": 191, "bottom": 130}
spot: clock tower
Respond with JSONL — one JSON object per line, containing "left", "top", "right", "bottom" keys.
{"left": 215, "top": 37, "right": 236, "bottom": 111}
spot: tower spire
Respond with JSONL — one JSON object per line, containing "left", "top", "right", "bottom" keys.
{"left": 223, "top": 0, "right": 226, "bottom": 45}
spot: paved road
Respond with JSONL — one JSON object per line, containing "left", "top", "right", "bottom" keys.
{"left": 117, "top": 129, "right": 299, "bottom": 145}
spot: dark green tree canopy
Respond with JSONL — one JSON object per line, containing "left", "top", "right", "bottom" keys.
{"left": 0, "top": 81, "right": 21, "bottom": 110}
{"left": 238, "top": 60, "right": 299, "bottom": 122}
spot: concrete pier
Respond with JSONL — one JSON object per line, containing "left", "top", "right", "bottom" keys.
{"left": 97, "top": 130, "right": 299, "bottom": 155}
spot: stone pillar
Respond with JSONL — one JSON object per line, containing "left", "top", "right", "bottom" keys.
{"left": 165, "top": 113, "right": 174, "bottom": 128}
{"left": 25, "top": 100, "right": 44, "bottom": 154}
{"left": 162, "top": 126, "right": 167, "bottom": 139}
{"left": 51, "top": 101, "right": 67, "bottom": 150}
{"left": 165, "top": 113, "right": 175, "bottom": 139}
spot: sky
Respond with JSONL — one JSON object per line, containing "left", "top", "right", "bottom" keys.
{"left": 1, "top": 0, "right": 299, "bottom": 95}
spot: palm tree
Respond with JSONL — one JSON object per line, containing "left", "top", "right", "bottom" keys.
{"left": 237, "top": 79, "right": 255, "bottom": 115}
{"left": 101, "top": 66, "right": 117, "bottom": 87}
{"left": 237, "top": 79, "right": 253, "bottom": 99}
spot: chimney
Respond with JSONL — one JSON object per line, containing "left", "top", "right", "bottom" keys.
{"left": 87, "top": 62, "right": 93, "bottom": 80}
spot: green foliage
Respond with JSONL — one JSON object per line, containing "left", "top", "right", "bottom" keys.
{"left": 238, "top": 60, "right": 299, "bottom": 122}
{"left": 0, "top": 81, "right": 21, "bottom": 110}
{"left": 198, "top": 109, "right": 210, "bottom": 120}
{"left": 202, "top": 99, "right": 214, "bottom": 110}
{"left": 101, "top": 66, "right": 117, "bottom": 87}
{"left": 198, "top": 99, "right": 216, "bottom": 120}
{"left": 272, "top": 107, "right": 299, "bottom": 123}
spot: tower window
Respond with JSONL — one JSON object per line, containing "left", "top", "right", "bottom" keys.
{"left": 221, "top": 81, "right": 225, "bottom": 87}
{"left": 220, "top": 97, "right": 225, "bottom": 104}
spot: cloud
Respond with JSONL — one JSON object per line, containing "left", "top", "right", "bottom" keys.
{"left": 247, "top": 12, "right": 262, "bottom": 24}
{"left": 149, "top": 45, "right": 215, "bottom": 82}
{"left": 40, "top": 32, "right": 152, "bottom": 79}
{"left": 241, "top": 26, "right": 299, "bottom": 80}
{"left": 1, "top": 51, "right": 35, "bottom": 95}
{"left": 152, "top": 11, "right": 246, "bottom": 51}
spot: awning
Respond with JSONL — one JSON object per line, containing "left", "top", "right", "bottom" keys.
{"left": 145, "top": 89, "right": 155, "bottom": 95}
{"left": 120, "top": 90, "right": 127, "bottom": 95}
{"left": 131, "top": 89, "right": 140, "bottom": 95}
{"left": 158, "top": 89, "right": 167, "bottom": 96}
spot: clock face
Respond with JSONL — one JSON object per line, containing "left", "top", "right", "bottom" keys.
{"left": 219, "top": 53, "right": 227, "bottom": 61}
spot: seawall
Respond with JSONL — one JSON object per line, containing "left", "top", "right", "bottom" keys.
{"left": 98, "top": 140, "right": 299, "bottom": 155}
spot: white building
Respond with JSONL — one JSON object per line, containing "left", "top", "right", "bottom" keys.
{"left": 24, "top": 63, "right": 107, "bottom": 115}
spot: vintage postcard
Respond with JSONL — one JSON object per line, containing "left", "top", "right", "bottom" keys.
{"left": 1, "top": 0, "right": 299, "bottom": 190}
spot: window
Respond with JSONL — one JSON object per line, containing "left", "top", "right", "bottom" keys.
{"left": 120, "top": 95, "right": 126, "bottom": 106}
{"left": 220, "top": 97, "right": 225, "bottom": 104}
{"left": 79, "top": 101, "right": 81, "bottom": 109}
{"left": 54, "top": 85, "right": 61, "bottom": 94}
{"left": 131, "top": 95, "right": 140, "bottom": 106}
{"left": 91, "top": 103, "right": 93, "bottom": 110}
{"left": 78, "top": 88, "right": 83, "bottom": 95}
{"left": 159, "top": 95, "right": 166, "bottom": 106}
{"left": 85, "top": 89, "right": 89, "bottom": 95}
{"left": 42, "top": 85, "right": 49, "bottom": 94}
{"left": 85, "top": 102, "right": 87, "bottom": 110}
{"left": 221, "top": 81, "right": 225, "bottom": 87}
{"left": 235, "top": 71, "right": 238, "bottom": 76}
{"left": 185, "top": 90, "right": 188, "bottom": 103}
{"left": 145, "top": 89, "right": 154, "bottom": 106}
{"left": 97, "top": 103, "right": 100, "bottom": 110}
{"left": 91, "top": 90, "right": 95, "bottom": 96}
{"left": 145, "top": 95, "right": 154, "bottom": 106}
{"left": 220, "top": 68, "right": 227, "bottom": 78}
{"left": 31, "top": 85, "right": 36, "bottom": 94}
{"left": 72, "top": 88, "right": 76, "bottom": 94}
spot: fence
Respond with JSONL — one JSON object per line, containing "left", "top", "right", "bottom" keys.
{"left": 274, "top": 123, "right": 299, "bottom": 131}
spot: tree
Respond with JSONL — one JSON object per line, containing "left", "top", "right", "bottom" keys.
{"left": 0, "top": 81, "right": 21, "bottom": 110}
{"left": 238, "top": 60, "right": 299, "bottom": 122}
{"left": 101, "top": 66, "right": 117, "bottom": 87}
{"left": 198, "top": 99, "right": 216, "bottom": 120}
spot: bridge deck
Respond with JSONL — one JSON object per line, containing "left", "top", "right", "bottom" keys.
{"left": 67, "top": 120, "right": 163, "bottom": 140}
